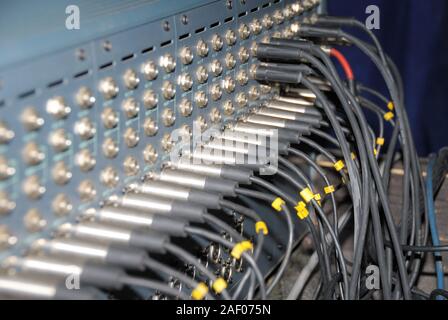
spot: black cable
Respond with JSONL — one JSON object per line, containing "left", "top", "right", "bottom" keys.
{"left": 297, "top": 136, "right": 352, "bottom": 194}
{"left": 163, "top": 242, "right": 231, "bottom": 300}
{"left": 185, "top": 226, "right": 267, "bottom": 299}
{"left": 258, "top": 41, "right": 412, "bottom": 299}
{"left": 368, "top": 185, "right": 391, "bottom": 299}
{"left": 265, "top": 204, "right": 294, "bottom": 296}
{"left": 275, "top": 160, "right": 333, "bottom": 283}
{"left": 235, "top": 176, "right": 295, "bottom": 297}
{"left": 387, "top": 243, "right": 448, "bottom": 253}
{"left": 203, "top": 212, "right": 244, "bottom": 243}
{"left": 313, "top": 16, "right": 388, "bottom": 67}
{"left": 219, "top": 199, "right": 261, "bottom": 221}
{"left": 287, "top": 147, "right": 339, "bottom": 232}
{"left": 219, "top": 200, "right": 265, "bottom": 299}
{"left": 121, "top": 276, "right": 191, "bottom": 300}
{"left": 144, "top": 257, "right": 198, "bottom": 290}
{"left": 248, "top": 175, "right": 332, "bottom": 292}
{"left": 430, "top": 289, "right": 448, "bottom": 300}
{"left": 309, "top": 127, "right": 340, "bottom": 146}
{"left": 235, "top": 187, "right": 276, "bottom": 202}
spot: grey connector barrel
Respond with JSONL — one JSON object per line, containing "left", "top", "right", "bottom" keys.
{"left": 191, "top": 146, "right": 269, "bottom": 170}
{"left": 233, "top": 122, "right": 300, "bottom": 142}
{"left": 206, "top": 138, "right": 289, "bottom": 158}
{"left": 263, "top": 100, "right": 322, "bottom": 121}
{"left": 259, "top": 62, "right": 315, "bottom": 75}
{"left": 59, "top": 222, "right": 169, "bottom": 254}
{"left": 219, "top": 129, "right": 291, "bottom": 155}
{"left": 134, "top": 180, "right": 222, "bottom": 209}
{"left": 283, "top": 86, "right": 317, "bottom": 100}
{"left": 0, "top": 275, "right": 101, "bottom": 299}
{"left": 275, "top": 94, "right": 316, "bottom": 105}
{"left": 6, "top": 256, "right": 126, "bottom": 290}
{"left": 259, "top": 106, "right": 322, "bottom": 125}
{"left": 220, "top": 165, "right": 253, "bottom": 183}
{"left": 91, "top": 206, "right": 188, "bottom": 237}
{"left": 106, "top": 244, "right": 148, "bottom": 270}
{"left": 268, "top": 37, "right": 315, "bottom": 50}
{"left": 204, "top": 138, "right": 286, "bottom": 157}
{"left": 246, "top": 114, "right": 312, "bottom": 134}
{"left": 253, "top": 64, "right": 303, "bottom": 84}
{"left": 32, "top": 238, "right": 148, "bottom": 270}
{"left": 117, "top": 192, "right": 206, "bottom": 222}
{"left": 156, "top": 169, "right": 238, "bottom": 196}
{"left": 167, "top": 161, "right": 253, "bottom": 184}
{"left": 257, "top": 41, "right": 334, "bottom": 88}
{"left": 219, "top": 129, "right": 277, "bottom": 147}
{"left": 78, "top": 263, "right": 125, "bottom": 290}
{"left": 55, "top": 286, "right": 105, "bottom": 300}
{"left": 255, "top": 43, "right": 306, "bottom": 62}
{"left": 266, "top": 99, "right": 321, "bottom": 117}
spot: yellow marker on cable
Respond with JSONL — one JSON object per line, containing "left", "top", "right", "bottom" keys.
{"left": 384, "top": 112, "right": 394, "bottom": 121}
{"left": 387, "top": 101, "right": 394, "bottom": 111}
{"left": 191, "top": 282, "right": 209, "bottom": 300}
{"left": 324, "top": 185, "right": 335, "bottom": 195}
{"left": 376, "top": 137, "right": 385, "bottom": 146}
{"left": 295, "top": 201, "right": 309, "bottom": 220}
{"left": 255, "top": 221, "right": 268, "bottom": 235}
{"left": 314, "top": 193, "right": 322, "bottom": 206}
{"left": 334, "top": 160, "right": 345, "bottom": 172}
{"left": 231, "top": 241, "right": 253, "bottom": 260}
{"left": 271, "top": 197, "right": 285, "bottom": 211}
{"left": 212, "top": 278, "right": 227, "bottom": 294}
{"left": 300, "top": 187, "right": 314, "bottom": 203}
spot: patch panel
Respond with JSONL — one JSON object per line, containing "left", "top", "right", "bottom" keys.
{"left": 0, "top": 0, "right": 320, "bottom": 280}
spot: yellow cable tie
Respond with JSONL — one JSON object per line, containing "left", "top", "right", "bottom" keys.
{"left": 334, "top": 160, "right": 345, "bottom": 172}
{"left": 212, "top": 278, "right": 228, "bottom": 294}
{"left": 295, "top": 201, "right": 309, "bottom": 220}
{"left": 376, "top": 137, "right": 385, "bottom": 146}
{"left": 373, "top": 148, "right": 378, "bottom": 156}
{"left": 300, "top": 187, "right": 314, "bottom": 203}
{"left": 241, "top": 241, "right": 253, "bottom": 250}
{"left": 191, "top": 282, "right": 209, "bottom": 300}
{"left": 231, "top": 241, "right": 253, "bottom": 260}
{"left": 314, "top": 193, "right": 322, "bottom": 206}
{"left": 255, "top": 221, "right": 269, "bottom": 235}
{"left": 324, "top": 185, "right": 335, "bottom": 194}
{"left": 351, "top": 152, "right": 356, "bottom": 160}
{"left": 271, "top": 197, "right": 285, "bottom": 212}
{"left": 387, "top": 101, "right": 394, "bottom": 111}
{"left": 384, "top": 112, "right": 394, "bottom": 121}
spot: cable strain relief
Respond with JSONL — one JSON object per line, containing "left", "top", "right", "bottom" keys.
{"left": 105, "top": 244, "right": 147, "bottom": 270}
{"left": 151, "top": 216, "right": 188, "bottom": 237}
{"left": 130, "top": 230, "right": 169, "bottom": 254}
{"left": 170, "top": 201, "right": 207, "bottom": 222}
{"left": 54, "top": 285, "right": 105, "bottom": 300}
{"left": 187, "top": 190, "right": 222, "bottom": 209}
{"left": 82, "top": 263, "right": 126, "bottom": 290}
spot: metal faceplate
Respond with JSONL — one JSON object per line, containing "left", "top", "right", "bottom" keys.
{"left": 0, "top": 0, "right": 319, "bottom": 272}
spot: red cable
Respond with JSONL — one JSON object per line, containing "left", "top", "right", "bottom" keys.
{"left": 330, "top": 48, "right": 354, "bottom": 81}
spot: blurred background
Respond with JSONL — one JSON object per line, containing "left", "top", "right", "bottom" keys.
{"left": 327, "top": 0, "right": 448, "bottom": 155}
